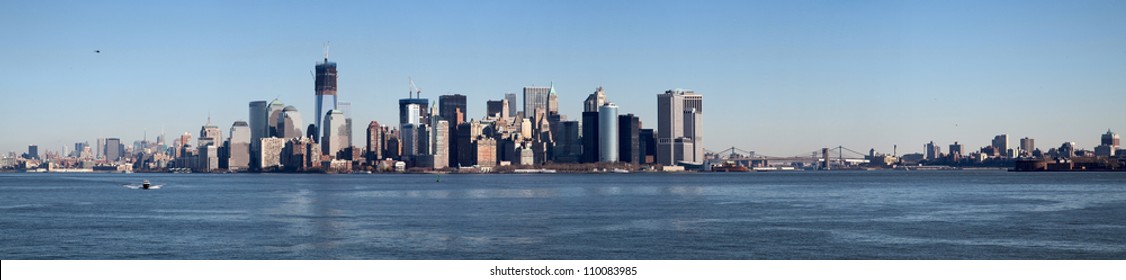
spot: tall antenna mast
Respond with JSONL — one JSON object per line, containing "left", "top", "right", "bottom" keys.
{"left": 323, "top": 41, "right": 330, "bottom": 62}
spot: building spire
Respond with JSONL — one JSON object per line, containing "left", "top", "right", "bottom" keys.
{"left": 323, "top": 41, "right": 330, "bottom": 62}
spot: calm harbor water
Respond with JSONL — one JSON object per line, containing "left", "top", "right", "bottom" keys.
{"left": 1, "top": 171, "right": 1124, "bottom": 259}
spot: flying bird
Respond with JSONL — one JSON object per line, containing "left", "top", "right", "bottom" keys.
{"left": 94, "top": 50, "right": 101, "bottom": 53}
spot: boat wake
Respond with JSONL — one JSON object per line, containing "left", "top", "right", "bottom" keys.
{"left": 122, "top": 184, "right": 162, "bottom": 190}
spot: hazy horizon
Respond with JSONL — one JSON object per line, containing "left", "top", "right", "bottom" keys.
{"left": 2, "top": 0, "right": 1123, "bottom": 157}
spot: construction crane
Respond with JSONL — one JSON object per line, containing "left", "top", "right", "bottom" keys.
{"left": 408, "top": 76, "right": 422, "bottom": 98}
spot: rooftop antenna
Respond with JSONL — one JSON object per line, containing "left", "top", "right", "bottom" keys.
{"left": 323, "top": 41, "right": 330, "bottom": 62}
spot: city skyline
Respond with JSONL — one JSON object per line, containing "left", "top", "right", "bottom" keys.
{"left": 2, "top": 1, "right": 1124, "bottom": 156}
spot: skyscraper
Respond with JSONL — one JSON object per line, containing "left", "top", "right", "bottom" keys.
{"left": 400, "top": 123, "right": 419, "bottom": 159}
{"left": 656, "top": 89, "right": 704, "bottom": 165}
{"left": 279, "top": 106, "right": 304, "bottom": 139}
{"left": 1096, "top": 130, "right": 1119, "bottom": 157}
{"left": 266, "top": 99, "right": 286, "bottom": 137}
{"left": 314, "top": 54, "right": 338, "bottom": 139}
{"left": 398, "top": 98, "right": 429, "bottom": 125}
{"left": 486, "top": 99, "right": 508, "bottom": 119}
{"left": 366, "top": 121, "right": 383, "bottom": 163}
{"left": 105, "top": 138, "right": 123, "bottom": 161}
{"left": 924, "top": 141, "right": 940, "bottom": 160}
{"left": 618, "top": 114, "right": 641, "bottom": 164}
{"left": 584, "top": 87, "right": 607, "bottom": 112}
{"left": 1102, "top": 129, "right": 1120, "bottom": 148}
{"left": 1020, "top": 137, "right": 1035, "bottom": 156}
{"left": 96, "top": 138, "right": 104, "bottom": 159}
{"left": 322, "top": 110, "right": 347, "bottom": 158}
{"left": 227, "top": 121, "right": 250, "bottom": 171}
{"left": 547, "top": 85, "right": 559, "bottom": 115}
{"left": 504, "top": 93, "right": 517, "bottom": 118}
{"left": 581, "top": 87, "right": 607, "bottom": 163}
{"left": 949, "top": 142, "right": 964, "bottom": 161}
{"left": 26, "top": 145, "right": 38, "bottom": 160}
{"left": 338, "top": 102, "right": 353, "bottom": 149}
{"left": 439, "top": 94, "right": 466, "bottom": 167}
{"left": 523, "top": 86, "right": 551, "bottom": 118}
{"left": 429, "top": 119, "right": 449, "bottom": 169}
{"left": 438, "top": 94, "right": 467, "bottom": 125}
{"left": 639, "top": 128, "right": 656, "bottom": 164}
{"left": 992, "top": 134, "right": 1009, "bottom": 158}
{"left": 198, "top": 117, "right": 222, "bottom": 149}
{"left": 599, "top": 103, "right": 619, "bottom": 163}
{"left": 555, "top": 121, "right": 581, "bottom": 163}
{"left": 405, "top": 104, "right": 421, "bottom": 125}
{"left": 248, "top": 101, "right": 268, "bottom": 146}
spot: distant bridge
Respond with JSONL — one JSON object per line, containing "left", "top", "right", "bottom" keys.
{"left": 704, "top": 146, "right": 872, "bottom": 168}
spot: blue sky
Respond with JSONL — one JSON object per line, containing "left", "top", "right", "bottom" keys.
{"left": 1, "top": 0, "right": 1123, "bottom": 156}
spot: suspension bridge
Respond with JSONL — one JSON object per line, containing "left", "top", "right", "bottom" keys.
{"left": 703, "top": 145, "right": 881, "bottom": 170}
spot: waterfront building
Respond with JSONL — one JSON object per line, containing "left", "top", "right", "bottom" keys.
{"left": 1020, "top": 137, "right": 1035, "bottom": 157}
{"left": 475, "top": 136, "right": 497, "bottom": 168}
{"left": 439, "top": 94, "right": 466, "bottom": 167}
{"left": 400, "top": 123, "right": 419, "bottom": 159}
{"left": 924, "top": 141, "right": 940, "bottom": 160}
{"left": 258, "top": 137, "right": 286, "bottom": 171}
{"left": 429, "top": 119, "right": 449, "bottom": 169}
{"left": 639, "top": 128, "right": 656, "bottom": 164}
{"left": 581, "top": 111, "right": 600, "bottom": 163}
{"left": 96, "top": 138, "right": 104, "bottom": 159}
{"left": 1059, "top": 142, "right": 1077, "bottom": 158}
{"left": 992, "top": 134, "right": 1009, "bottom": 158}
{"left": 517, "top": 145, "right": 535, "bottom": 166}
{"left": 26, "top": 145, "right": 38, "bottom": 160}
{"left": 105, "top": 138, "right": 123, "bottom": 161}
{"left": 949, "top": 142, "right": 964, "bottom": 161}
{"left": 599, "top": 103, "right": 619, "bottom": 163}
{"left": 456, "top": 121, "right": 485, "bottom": 167}
{"left": 385, "top": 135, "right": 401, "bottom": 161}
{"left": 227, "top": 121, "right": 251, "bottom": 171}
{"left": 1102, "top": 129, "right": 1120, "bottom": 148}
{"left": 618, "top": 114, "right": 641, "bottom": 164}
{"left": 248, "top": 101, "right": 268, "bottom": 147}
{"left": 314, "top": 56, "right": 338, "bottom": 138}
{"left": 554, "top": 121, "right": 581, "bottom": 163}
{"left": 656, "top": 89, "right": 704, "bottom": 165}
{"left": 283, "top": 137, "right": 321, "bottom": 172}
{"left": 366, "top": 121, "right": 383, "bottom": 163}
{"left": 1096, "top": 129, "right": 1119, "bottom": 157}
{"left": 198, "top": 145, "right": 219, "bottom": 172}
{"left": 321, "top": 110, "right": 347, "bottom": 159}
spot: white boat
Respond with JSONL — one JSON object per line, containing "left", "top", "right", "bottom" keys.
{"left": 123, "top": 180, "right": 162, "bottom": 190}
